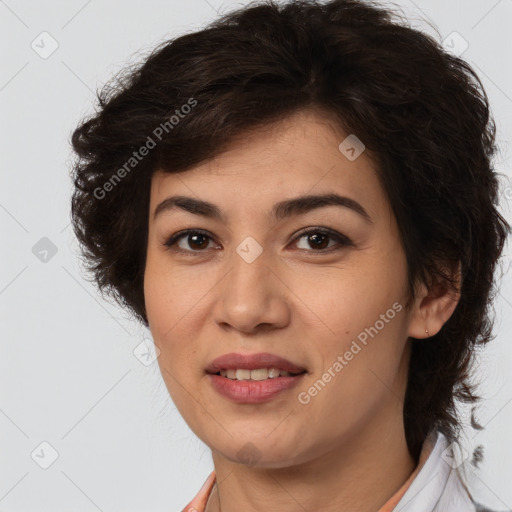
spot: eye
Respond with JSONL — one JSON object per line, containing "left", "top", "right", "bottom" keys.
{"left": 163, "top": 227, "right": 353, "bottom": 255}
{"left": 163, "top": 229, "right": 218, "bottom": 255}
{"left": 292, "top": 227, "right": 353, "bottom": 253}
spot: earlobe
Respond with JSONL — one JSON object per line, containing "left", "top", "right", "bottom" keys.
{"left": 407, "top": 262, "right": 461, "bottom": 340}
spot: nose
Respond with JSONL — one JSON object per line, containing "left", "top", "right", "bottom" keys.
{"left": 212, "top": 245, "right": 291, "bottom": 334}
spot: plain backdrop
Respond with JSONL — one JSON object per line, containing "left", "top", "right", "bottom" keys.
{"left": 1, "top": 0, "right": 511, "bottom": 510}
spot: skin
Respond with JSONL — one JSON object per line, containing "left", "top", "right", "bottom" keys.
{"left": 143, "top": 109, "right": 460, "bottom": 512}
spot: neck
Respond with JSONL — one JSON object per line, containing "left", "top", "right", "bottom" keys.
{"left": 205, "top": 404, "right": 416, "bottom": 512}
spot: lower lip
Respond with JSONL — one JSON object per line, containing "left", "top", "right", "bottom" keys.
{"left": 207, "top": 373, "right": 306, "bottom": 403}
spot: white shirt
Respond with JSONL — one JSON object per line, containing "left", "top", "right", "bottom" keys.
{"left": 394, "top": 430, "right": 489, "bottom": 512}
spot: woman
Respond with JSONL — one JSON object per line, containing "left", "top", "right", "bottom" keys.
{"left": 69, "top": 0, "right": 511, "bottom": 510}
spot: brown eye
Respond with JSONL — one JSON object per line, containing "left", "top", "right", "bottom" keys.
{"left": 163, "top": 227, "right": 353, "bottom": 256}
{"left": 303, "top": 232, "right": 330, "bottom": 250}
{"left": 293, "top": 228, "right": 353, "bottom": 253}
{"left": 164, "top": 229, "right": 216, "bottom": 254}
{"left": 184, "top": 233, "right": 210, "bottom": 250}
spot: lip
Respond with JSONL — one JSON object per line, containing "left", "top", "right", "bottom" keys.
{"left": 205, "top": 352, "right": 307, "bottom": 404}
{"left": 207, "top": 373, "right": 306, "bottom": 403}
{"left": 205, "top": 352, "right": 307, "bottom": 374}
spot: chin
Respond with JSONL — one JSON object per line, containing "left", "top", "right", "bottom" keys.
{"left": 208, "top": 433, "right": 310, "bottom": 469}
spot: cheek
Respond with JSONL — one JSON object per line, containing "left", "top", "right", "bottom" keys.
{"left": 143, "top": 251, "right": 197, "bottom": 336}
{"left": 144, "top": 259, "right": 189, "bottom": 372}
{"left": 293, "top": 256, "right": 409, "bottom": 404}
{"left": 297, "top": 313, "right": 408, "bottom": 442}
{"left": 143, "top": 256, "right": 210, "bottom": 388}
{"left": 291, "top": 253, "right": 405, "bottom": 338}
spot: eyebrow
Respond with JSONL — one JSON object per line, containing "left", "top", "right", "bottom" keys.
{"left": 153, "top": 193, "right": 373, "bottom": 224}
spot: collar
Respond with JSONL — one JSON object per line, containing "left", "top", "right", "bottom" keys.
{"left": 389, "top": 430, "right": 476, "bottom": 512}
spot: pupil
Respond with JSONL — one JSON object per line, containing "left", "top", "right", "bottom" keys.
{"left": 309, "top": 233, "right": 328, "bottom": 249}
{"left": 190, "top": 234, "right": 208, "bottom": 249}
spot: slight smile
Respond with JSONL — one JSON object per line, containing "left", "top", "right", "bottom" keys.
{"left": 205, "top": 352, "right": 308, "bottom": 404}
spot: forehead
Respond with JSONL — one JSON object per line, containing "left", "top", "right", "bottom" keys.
{"left": 149, "top": 109, "right": 389, "bottom": 223}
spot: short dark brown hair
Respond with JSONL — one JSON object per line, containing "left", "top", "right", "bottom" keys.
{"left": 69, "top": 0, "right": 510, "bottom": 460}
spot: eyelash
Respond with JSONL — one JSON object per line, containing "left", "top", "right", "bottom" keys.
{"left": 163, "top": 227, "right": 353, "bottom": 256}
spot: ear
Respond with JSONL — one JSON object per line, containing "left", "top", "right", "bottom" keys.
{"left": 407, "top": 261, "right": 462, "bottom": 339}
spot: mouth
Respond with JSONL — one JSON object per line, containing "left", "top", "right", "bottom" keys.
{"left": 205, "top": 352, "right": 307, "bottom": 402}
{"left": 212, "top": 367, "right": 306, "bottom": 381}
{"left": 205, "top": 351, "right": 307, "bottom": 379}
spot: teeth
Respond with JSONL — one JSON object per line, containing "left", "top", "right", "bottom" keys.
{"left": 235, "top": 369, "right": 251, "bottom": 380}
{"left": 250, "top": 368, "right": 268, "bottom": 381}
{"left": 219, "top": 368, "right": 296, "bottom": 380}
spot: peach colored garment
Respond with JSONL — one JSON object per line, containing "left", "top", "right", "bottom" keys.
{"left": 181, "top": 435, "right": 435, "bottom": 512}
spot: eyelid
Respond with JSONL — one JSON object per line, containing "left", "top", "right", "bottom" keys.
{"left": 163, "top": 226, "right": 354, "bottom": 255}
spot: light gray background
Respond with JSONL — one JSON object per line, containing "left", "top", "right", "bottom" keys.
{"left": 1, "top": 0, "right": 511, "bottom": 510}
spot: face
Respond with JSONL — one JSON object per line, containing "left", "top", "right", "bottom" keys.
{"left": 144, "top": 109, "right": 418, "bottom": 469}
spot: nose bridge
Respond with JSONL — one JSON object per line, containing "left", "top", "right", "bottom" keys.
{"left": 214, "top": 235, "right": 289, "bottom": 331}
{"left": 226, "top": 236, "right": 272, "bottom": 309}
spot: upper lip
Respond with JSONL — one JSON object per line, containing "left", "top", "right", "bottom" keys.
{"left": 205, "top": 352, "right": 307, "bottom": 374}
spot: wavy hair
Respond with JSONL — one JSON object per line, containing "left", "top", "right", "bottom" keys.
{"left": 69, "top": 0, "right": 510, "bottom": 460}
